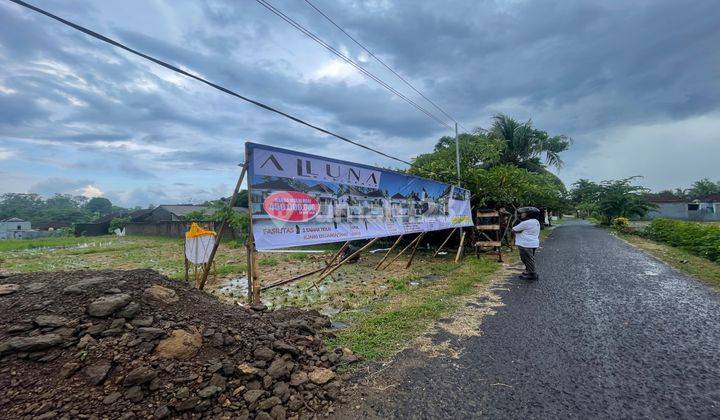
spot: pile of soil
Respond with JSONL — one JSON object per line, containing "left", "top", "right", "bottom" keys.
{"left": 0, "top": 269, "right": 357, "bottom": 419}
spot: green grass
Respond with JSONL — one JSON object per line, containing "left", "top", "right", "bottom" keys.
{"left": 258, "top": 257, "right": 279, "bottom": 267}
{"left": 0, "top": 235, "right": 104, "bottom": 252}
{"left": 328, "top": 257, "right": 499, "bottom": 360}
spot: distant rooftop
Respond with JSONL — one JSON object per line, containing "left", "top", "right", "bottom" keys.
{"left": 645, "top": 193, "right": 720, "bottom": 203}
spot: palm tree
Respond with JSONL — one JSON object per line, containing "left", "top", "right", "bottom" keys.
{"left": 486, "top": 113, "right": 572, "bottom": 171}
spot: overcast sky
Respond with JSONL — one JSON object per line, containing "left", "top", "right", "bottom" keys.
{"left": 1, "top": 0, "right": 718, "bottom": 207}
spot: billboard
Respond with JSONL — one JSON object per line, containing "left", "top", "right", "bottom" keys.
{"left": 246, "top": 142, "right": 472, "bottom": 250}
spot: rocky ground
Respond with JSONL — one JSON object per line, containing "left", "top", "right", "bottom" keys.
{"left": 0, "top": 269, "right": 357, "bottom": 419}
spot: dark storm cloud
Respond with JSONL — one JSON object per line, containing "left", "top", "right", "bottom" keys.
{"left": 118, "top": 161, "right": 158, "bottom": 179}
{"left": 158, "top": 149, "right": 245, "bottom": 167}
{"left": 314, "top": 0, "right": 720, "bottom": 131}
{"left": 48, "top": 132, "right": 130, "bottom": 143}
{"left": 1, "top": 0, "right": 719, "bottom": 203}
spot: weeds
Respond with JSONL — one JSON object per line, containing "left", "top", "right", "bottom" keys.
{"left": 641, "top": 219, "right": 720, "bottom": 262}
{"left": 328, "top": 257, "right": 498, "bottom": 360}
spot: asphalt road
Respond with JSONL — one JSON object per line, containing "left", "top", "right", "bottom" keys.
{"left": 343, "top": 220, "right": 720, "bottom": 419}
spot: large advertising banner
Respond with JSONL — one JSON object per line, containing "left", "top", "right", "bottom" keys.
{"left": 246, "top": 142, "right": 472, "bottom": 250}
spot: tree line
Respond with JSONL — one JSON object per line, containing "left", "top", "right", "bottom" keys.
{"left": 0, "top": 194, "right": 126, "bottom": 225}
{"left": 569, "top": 178, "right": 720, "bottom": 224}
{"left": 409, "top": 113, "right": 572, "bottom": 215}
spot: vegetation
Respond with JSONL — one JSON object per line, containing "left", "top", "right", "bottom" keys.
{"left": 655, "top": 178, "right": 720, "bottom": 199}
{"left": 487, "top": 113, "right": 572, "bottom": 171}
{"left": 410, "top": 113, "right": 571, "bottom": 213}
{"left": 108, "top": 216, "right": 131, "bottom": 233}
{"left": 641, "top": 219, "right": 720, "bottom": 263}
{"left": 0, "top": 234, "right": 248, "bottom": 279}
{"left": 687, "top": 178, "right": 720, "bottom": 196}
{"left": 85, "top": 197, "right": 113, "bottom": 216}
{"left": 329, "top": 256, "right": 498, "bottom": 360}
{"left": 570, "top": 177, "right": 656, "bottom": 224}
{"left": 0, "top": 193, "right": 137, "bottom": 225}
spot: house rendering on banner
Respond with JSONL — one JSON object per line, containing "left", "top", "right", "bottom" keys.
{"left": 251, "top": 176, "right": 452, "bottom": 222}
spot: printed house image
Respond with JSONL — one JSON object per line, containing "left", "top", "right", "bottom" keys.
{"left": 390, "top": 192, "right": 411, "bottom": 218}
{"left": 306, "top": 183, "right": 337, "bottom": 222}
{"left": 251, "top": 176, "right": 456, "bottom": 223}
{"left": 335, "top": 186, "right": 388, "bottom": 220}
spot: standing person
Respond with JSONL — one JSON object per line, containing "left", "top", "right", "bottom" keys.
{"left": 513, "top": 207, "right": 541, "bottom": 280}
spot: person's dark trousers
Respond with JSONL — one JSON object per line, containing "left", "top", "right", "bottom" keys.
{"left": 518, "top": 246, "right": 538, "bottom": 279}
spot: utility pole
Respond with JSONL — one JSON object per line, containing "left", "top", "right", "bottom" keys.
{"left": 455, "top": 122, "right": 461, "bottom": 185}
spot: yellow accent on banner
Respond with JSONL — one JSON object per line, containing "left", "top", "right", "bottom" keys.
{"left": 185, "top": 222, "right": 216, "bottom": 239}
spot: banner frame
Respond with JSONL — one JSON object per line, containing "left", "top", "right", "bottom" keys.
{"left": 246, "top": 142, "right": 472, "bottom": 251}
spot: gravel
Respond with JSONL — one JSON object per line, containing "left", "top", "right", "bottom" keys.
{"left": 0, "top": 269, "right": 357, "bottom": 418}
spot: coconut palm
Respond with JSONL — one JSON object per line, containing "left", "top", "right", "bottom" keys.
{"left": 486, "top": 113, "right": 572, "bottom": 172}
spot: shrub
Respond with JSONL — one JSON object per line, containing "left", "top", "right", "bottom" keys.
{"left": 108, "top": 216, "right": 131, "bottom": 233}
{"left": 643, "top": 219, "right": 720, "bottom": 262}
{"left": 612, "top": 217, "right": 631, "bottom": 233}
{"left": 613, "top": 217, "right": 630, "bottom": 227}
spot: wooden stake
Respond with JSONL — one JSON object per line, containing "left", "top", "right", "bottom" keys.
{"left": 262, "top": 265, "right": 335, "bottom": 290}
{"left": 315, "top": 237, "right": 379, "bottom": 284}
{"left": 405, "top": 232, "right": 426, "bottom": 268}
{"left": 251, "top": 245, "right": 260, "bottom": 303}
{"left": 455, "top": 229, "right": 466, "bottom": 263}
{"left": 246, "top": 240, "right": 253, "bottom": 302}
{"left": 433, "top": 228, "right": 457, "bottom": 257}
{"left": 380, "top": 233, "right": 424, "bottom": 270}
{"left": 320, "top": 241, "right": 350, "bottom": 276}
{"left": 183, "top": 241, "right": 189, "bottom": 282}
{"left": 375, "top": 235, "right": 404, "bottom": 269}
{"left": 198, "top": 163, "right": 246, "bottom": 290}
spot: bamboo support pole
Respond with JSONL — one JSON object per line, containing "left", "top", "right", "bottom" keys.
{"left": 251, "top": 245, "right": 260, "bottom": 303}
{"left": 433, "top": 228, "right": 457, "bottom": 257}
{"left": 375, "top": 235, "right": 404, "bottom": 270}
{"left": 454, "top": 229, "right": 466, "bottom": 263}
{"left": 380, "top": 233, "right": 423, "bottom": 270}
{"left": 405, "top": 232, "right": 426, "bottom": 268}
{"left": 320, "top": 241, "right": 350, "bottom": 276}
{"left": 246, "top": 240, "right": 253, "bottom": 301}
{"left": 314, "top": 237, "right": 379, "bottom": 284}
{"left": 262, "top": 264, "right": 337, "bottom": 290}
{"left": 198, "top": 163, "right": 246, "bottom": 290}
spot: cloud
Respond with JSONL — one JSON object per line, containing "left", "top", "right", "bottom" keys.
{"left": 29, "top": 177, "right": 97, "bottom": 197}
{"left": 1, "top": 0, "right": 719, "bottom": 207}
{"left": 0, "top": 147, "right": 15, "bottom": 160}
{"left": 80, "top": 184, "right": 103, "bottom": 198}
{"left": 564, "top": 113, "right": 720, "bottom": 190}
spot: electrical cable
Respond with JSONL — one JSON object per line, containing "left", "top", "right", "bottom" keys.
{"left": 7, "top": 0, "right": 434, "bottom": 171}
{"left": 255, "top": 0, "right": 455, "bottom": 131}
{"left": 303, "top": 0, "right": 469, "bottom": 133}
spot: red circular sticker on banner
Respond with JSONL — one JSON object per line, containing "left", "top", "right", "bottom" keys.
{"left": 263, "top": 191, "right": 320, "bottom": 222}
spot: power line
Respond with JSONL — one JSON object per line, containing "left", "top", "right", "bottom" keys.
{"left": 8, "top": 0, "right": 432, "bottom": 172}
{"left": 303, "top": 0, "right": 469, "bottom": 133}
{"left": 255, "top": 0, "right": 455, "bottom": 131}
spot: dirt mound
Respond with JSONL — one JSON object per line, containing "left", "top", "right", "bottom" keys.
{"left": 0, "top": 269, "right": 357, "bottom": 419}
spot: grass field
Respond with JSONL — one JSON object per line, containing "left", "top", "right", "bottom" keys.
{"left": 328, "top": 256, "right": 498, "bottom": 360}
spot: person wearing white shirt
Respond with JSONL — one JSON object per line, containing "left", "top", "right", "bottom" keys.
{"left": 512, "top": 208, "right": 541, "bottom": 280}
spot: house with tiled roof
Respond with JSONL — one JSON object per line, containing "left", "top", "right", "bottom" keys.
{"left": 643, "top": 193, "right": 720, "bottom": 221}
